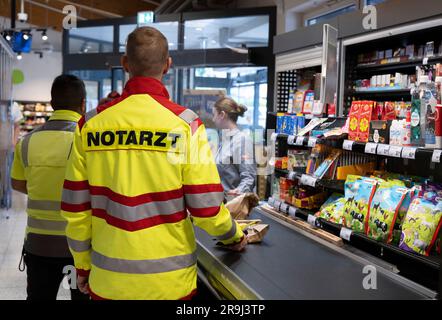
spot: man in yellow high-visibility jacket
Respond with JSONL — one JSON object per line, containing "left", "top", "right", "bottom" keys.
{"left": 11, "top": 75, "right": 89, "bottom": 300}
{"left": 61, "top": 27, "right": 247, "bottom": 300}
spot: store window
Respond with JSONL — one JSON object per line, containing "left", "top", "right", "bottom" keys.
{"left": 184, "top": 15, "right": 269, "bottom": 50}
{"left": 119, "top": 22, "right": 179, "bottom": 52}
{"left": 182, "top": 66, "right": 267, "bottom": 130}
{"left": 69, "top": 26, "right": 114, "bottom": 54}
{"left": 69, "top": 70, "right": 112, "bottom": 111}
{"left": 306, "top": 5, "right": 357, "bottom": 26}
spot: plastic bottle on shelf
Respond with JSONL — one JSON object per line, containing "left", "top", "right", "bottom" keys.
{"left": 435, "top": 76, "right": 442, "bottom": 105}
{"left": 410, "top": 82, "right": 423, "bottom": 146}
{"left": 419, "top": 75, "right": 438, "bottom": 148}
{"left": 403, "top": 110, "right": 412, "bottom": 146}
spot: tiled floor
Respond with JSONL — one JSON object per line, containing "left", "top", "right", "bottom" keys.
{"left": 0, "top": 191, "right": 70, "bottom": 300}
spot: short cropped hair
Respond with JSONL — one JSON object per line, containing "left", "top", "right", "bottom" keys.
{"left": 51, "top": 75, "right": 86, "bottom": 111}
{"left": 126, "top": 27, "right": 169, "bottom": 77}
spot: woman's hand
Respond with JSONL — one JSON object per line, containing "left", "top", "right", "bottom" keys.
{"left": 227, "top": 188, "right": 241, "bottom": 196}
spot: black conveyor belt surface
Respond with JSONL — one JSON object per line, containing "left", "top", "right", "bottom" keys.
{"left": 195, "top": 207, "right": 430, "bottom": 300}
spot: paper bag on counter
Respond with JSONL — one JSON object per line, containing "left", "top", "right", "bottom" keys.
{"left": 225, "top": 193, "right": 260, "bottom": 220}
{"left": 246, "top": 224, "right": 269, "bottom": 243}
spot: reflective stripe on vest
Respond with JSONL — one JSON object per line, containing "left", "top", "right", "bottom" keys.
{"left": 91, "top": 195, "right": 185, "bottom": 222}
{"left": 62, "top": 189, "right": 90, "bottom": 204}
{"left": 28, "top": 199, "right": 61, "bottom": 211}
{"left": 67, "top": 237, "right": 91, "bottom": 252}
{"left": 21, "top": 120, "right": 77, "bottom": 168}
{"left": 24, "top": 233, "right": 71, "bottom": 258}
{"left": 216, "top": 218, "right": 238, "bottom": 241}
{"left": 91, "top": 250, "right": 197, "bottom": 274}
{"left": 184, "top": 191, "right": 224, "bottom": 209}
{"left": 178, "top": 109, "right": 198, "bottom": 124}
{"left": 27, "top": 216, "right": 67, "bottom": 231}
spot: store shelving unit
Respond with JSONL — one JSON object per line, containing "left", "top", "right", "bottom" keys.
{"left": 16, "top": 101, "right": 53, "bottom": 135}
{"left": 266, "top": 197, "right": 440, "bottom": 291}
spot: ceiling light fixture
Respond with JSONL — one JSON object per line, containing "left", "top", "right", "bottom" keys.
{"left": 41, "top": 30, "right": 48, "bottom": 41}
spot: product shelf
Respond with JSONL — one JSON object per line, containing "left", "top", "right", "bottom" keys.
{"left": 354, "top": 55, "right": 442, "bottom": 73}
{"left": 265, "top": 198, "right": 440, "bottom": 291}
{"left": 274, "top": 133, "right": 440, "bottom": 164}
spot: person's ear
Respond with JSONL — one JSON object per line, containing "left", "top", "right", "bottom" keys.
{"left": 163, "top": 57, "right": 172, "bottom": 75}
{"left": 121, "top": 55, "right": 130, "bottom": 74}
{"left": 81, "top": 98, "right": 86, "bottom": 115}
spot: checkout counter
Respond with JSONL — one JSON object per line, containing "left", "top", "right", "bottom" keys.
{"left": 195, "top": 207, "right": 436, "bottom": 300}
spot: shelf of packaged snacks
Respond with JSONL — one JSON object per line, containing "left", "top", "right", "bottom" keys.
{"left": 355, "top": 55, "right": 442, "bottom": 72}
{"left": 349, "top": 89, "right": 411, "bottom": 98}
{"left": 22, "top": 111, "right": 53, "bottom": 117}
{"left": 275, "top": 168, "right": 346, "bottom": 194}
{"left": 265, "top": 198, "right": 440, "bottom": 291}
{"left": 275, "top": 133, "right": 440, "bottom": 163}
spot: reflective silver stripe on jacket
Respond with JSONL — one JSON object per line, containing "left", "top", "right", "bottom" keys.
{"left": 184, "top": 192, "right": 224, "bottom": 209}
{"left": 90, "top": 195, "right": 185, "bottom": 222}
{"left": 21, "top": 120, "right": 77, "bottom": 168}
{"left": 62, "top": 189, "right": 90, "bottom": 205}
{"left": 67, "top": 237, "right": 91, "bottom": 252}
{"left": 91, "top": 250, "right": 197, "bottom": 274}
{"left": 27, "top": 216, "right": 67, "bottom": 231}
{"left": 28, "top": 199, "right": 61, "bottom": 211}
{"left": 216, "top": 218, "right": 238, "bottom": 241}
{"left": 178, "top": 109, "right": 198, "bottom": 124}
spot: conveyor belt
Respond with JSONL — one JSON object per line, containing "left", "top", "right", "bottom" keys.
{"left": 195, "top": 207, "right": 435, "bottom": 300}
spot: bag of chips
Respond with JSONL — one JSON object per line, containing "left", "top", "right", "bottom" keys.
{"left": 316, "top": 197, "right": 346, "bottom": 225}
{"left": 391, "top": 186, "right": 419, "bottom": 246}
{"left": 367, "top": 180, "right": 409, "bottom": 243}
{"left": 343, "top": 176, "right": 378, "bottom": 233}
{"left": 399, "top": 197, "right": 442, "bottom": 256}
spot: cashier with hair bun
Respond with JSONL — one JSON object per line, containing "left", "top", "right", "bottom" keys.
{"left": 212, "top": 96, "right": 256, "bottom": 198}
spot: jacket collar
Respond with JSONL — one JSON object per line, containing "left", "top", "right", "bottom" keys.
{"left": 49, "top": 109, "right": 82, "bottom": 122}
{"left": 124, "top": 76, "right": 170, "bottom": 99}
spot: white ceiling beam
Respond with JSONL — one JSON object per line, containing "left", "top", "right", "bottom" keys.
{"left": 52, "top": 0, "right": 123, "bottom": 18}
{"left": 25, "top": 0, "right": 87, "bottom": 20}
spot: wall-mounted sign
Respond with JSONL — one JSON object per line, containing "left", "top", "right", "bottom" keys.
{"left": 137, "top": 11, "right": 154, "bottom": 26}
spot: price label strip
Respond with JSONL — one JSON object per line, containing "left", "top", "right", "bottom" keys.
{"left": 339, "top": 227, "right": 353, "bottom": 241}
{"left": 364, "top": 142, "right": 377, "bottom": 154}
{"left": 295, "top": 136, "right": 305, "bottom": 146}
{"left": 388, "top": 145, "right": 403, "bottom": 158}
{"left": 300, "top": 174, "right": 317, "bottom": 187}
{"left": 432, "top": 150, "right": 442, "bottom": 163}
{"left": 307, "top": 137, "right": 317, "bottom": 148}
{"left": 287, "top": 135, "right": 296, "bottom": 145}
{"left": 377, "top": 144, "right": 390, "bottom": 156}
{"left": 288, "top": 206, "right": 297, "bottom": 218}
{"left": 307, "top": 214, "right": 317, "bottom": 227}
{"left": 343, "top": 140, "right": 354, "bottom": 151}
{"left": 402, "top": 147, "right": 417, "bottom": 160}
{"left": 273, "top": 200, "right": 281, "bottom": 210}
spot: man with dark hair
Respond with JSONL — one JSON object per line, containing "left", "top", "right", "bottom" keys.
{"left": 61, "top": 27, "right": 247, "bottom": 300}
{"left": 11, "top": 74, "right": 89, "bottom": 300}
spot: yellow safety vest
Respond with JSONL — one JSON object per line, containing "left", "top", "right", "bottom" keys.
{"left": 11, "top": 110, "right": 81, "bottom": 257}
{"left": 61, "top": 77, "right": 244, "bottom": 300}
